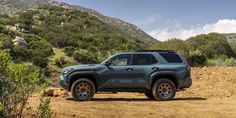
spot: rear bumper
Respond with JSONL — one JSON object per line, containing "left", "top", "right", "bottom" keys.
{"left": 182, "top": 76, "right": 192, "bottom": 88}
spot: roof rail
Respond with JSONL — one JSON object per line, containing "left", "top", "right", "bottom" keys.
{"left": 136, "top": 50, "right": 176, "bottom": 53}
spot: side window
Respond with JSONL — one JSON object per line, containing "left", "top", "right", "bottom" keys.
{"left": 110, "top": 54, "right": 131, "bottom": 66}
{"left": 159, "top": 52, "right": 183, "bottom": 63}
{"left": 132, "top": 54, "right": 158, "bottom": 65}
{"left": 150, "top": 55, "right": 158, "bottom": 64}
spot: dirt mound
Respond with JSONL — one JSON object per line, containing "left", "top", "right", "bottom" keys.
{"left": 177, "top": 67, "right": 236, "bottom": 99}
{"left": 41, "top": 87, "right": 69, "bottom": 97}
{"left": 27, "top": 67, "right": 236, "bottom": 118}
{"left": 41, "top": 67, "right": 236, "bottom": 99}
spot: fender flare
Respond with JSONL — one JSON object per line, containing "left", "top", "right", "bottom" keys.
{"left": 67, "top": 71, "right": 99, "bottom": 89}
{"left": 149, "top": 71, "right": 178, "bottom": 87}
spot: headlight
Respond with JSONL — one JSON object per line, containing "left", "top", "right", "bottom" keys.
{"left": 62, "top": 68, "right": 73, "bottom": 74}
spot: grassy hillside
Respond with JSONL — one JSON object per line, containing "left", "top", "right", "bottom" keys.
{"left": 0, "top": 5, "right": 146, "bottom": 80}
{"left": 0, "top": 0, "right": 156, "bottom": 42}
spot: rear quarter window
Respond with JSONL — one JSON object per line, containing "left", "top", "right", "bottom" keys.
{"left": 159, "top": 52, "right": 183, "bottom": 63}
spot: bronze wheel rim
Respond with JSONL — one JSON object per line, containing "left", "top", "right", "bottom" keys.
{"left": 76, "top": 82, "right": 91, "bottom": 98}
{"left": 157, "top": 83, "right": 173, "bottom": 98}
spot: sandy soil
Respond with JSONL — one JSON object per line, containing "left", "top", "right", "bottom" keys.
{"left": 28, "top": 67, "right": 236, "bottom": 118}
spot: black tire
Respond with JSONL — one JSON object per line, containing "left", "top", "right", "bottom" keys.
{"left": 144, "top": 91, "right": 155, "bottom": 99}
{"left": 152, "top": 78, "right": 176, "bottom": 101}
{"left": 71, "top": 78, "right": 95, "bottom": 101}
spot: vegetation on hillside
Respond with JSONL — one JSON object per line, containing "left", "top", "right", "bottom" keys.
{"left": 151, "top": 33, "right": 236, "bottom": 66}
{"left": 224, "top": 33, "right": 236, "bottom": 52}
{"left": 0, "top": 5, "right": 144, "bottom": 77}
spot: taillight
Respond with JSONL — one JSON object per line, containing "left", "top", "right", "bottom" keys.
{"left": 187, "top": 66, "right": 191, "bottom": 72}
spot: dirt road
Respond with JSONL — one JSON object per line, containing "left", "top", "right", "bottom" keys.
{"left": 28, "top": 67, "right": 236, "bottom": 118}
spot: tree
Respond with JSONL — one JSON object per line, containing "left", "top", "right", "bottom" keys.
{"left": 151, "top": 38, "right": 188, "bottom": 55}
{"left": 186, "top": 33, "right": 235, "bottom": 58}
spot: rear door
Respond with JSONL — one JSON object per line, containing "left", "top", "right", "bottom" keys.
{"left": 130, "top": 54, "right": 159, "bottom": 88}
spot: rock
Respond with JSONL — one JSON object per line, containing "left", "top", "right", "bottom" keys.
{"left": 12, "top": 36, "right": 28, "bottom": 46}
{"left": 41, "top": 87, "right": 68, "bottom": 97}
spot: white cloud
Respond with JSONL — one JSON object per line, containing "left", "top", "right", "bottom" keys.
{"left": 147, "top": 19, "right": 236, "bottom": 41}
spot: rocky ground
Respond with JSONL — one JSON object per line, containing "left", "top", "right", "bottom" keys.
{"left": 28, "top": 67, "right": 236, "bottom": 118}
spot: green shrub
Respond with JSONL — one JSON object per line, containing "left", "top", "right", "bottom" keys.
{"left": 37, "top": 95, "right": 51, "bottom": 118}
{"left": 187, "top": 50, "right": 206, "bottom": 66}
{"left": 151, "top": 39, "right": 188, "bottom": 55}
{"left": 64, "top": 46, "right": 75, "bottom": 56}
{"left": 55, "top": 57, "right": 67, "bottom": 67}
{"left": 73, "top": 51, "right": 97, "bottom": 64}
{"left": 0, "top": 34, "right": 13, "bottom": 49}
{"left": 10, "top": 45, "right": 30, "bottom": 61}
{"left": 32, "top": 56, "right": 48, "bottom": 68}
{"left": 224, "top": 58, "right": 235, "bottom": 66}
{"left": 0, "top": 102, "right": 3, "bottom": 116}
{"left": 0, "top": 51, "right": 41, "bottom": 118}
{"left": 186, "top": 33, "right": 234, "bottom": 58}
{"left": 42, "top": 67, "right": 52, "bottom": 77}
{"left": 204, "top": 59, "right": 216, "bottom": 66}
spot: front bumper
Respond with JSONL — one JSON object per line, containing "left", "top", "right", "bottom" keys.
{"left": 59, "top": 75, "right": 69, "bottom": 91}
{"left": 59, "top": 80, "right": 69, "bottom": 91}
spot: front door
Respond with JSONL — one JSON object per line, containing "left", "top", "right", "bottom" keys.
{"left": 101, "top": 54, "right": 135, "bottom": 89}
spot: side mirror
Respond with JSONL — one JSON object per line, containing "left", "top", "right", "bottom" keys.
{"left": 105, "top": 60, "right": 112, "bottom": 67}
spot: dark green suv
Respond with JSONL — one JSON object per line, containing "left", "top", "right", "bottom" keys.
{"left": 59, "top": 50, "right": 192, "bottom": 101}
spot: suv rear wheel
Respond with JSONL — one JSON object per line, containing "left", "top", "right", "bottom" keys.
{"left": 71, "top": 78, "right": 95, "bottom": 101}
{"left": 152, "top": 78, "right": 176, "bottom": 101}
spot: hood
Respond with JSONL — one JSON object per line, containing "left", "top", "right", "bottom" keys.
{"left": 63, "top": 64, "right": 105, "bottom": 71}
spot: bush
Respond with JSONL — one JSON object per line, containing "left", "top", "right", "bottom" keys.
{"left": 73, "top": 51, "right": 97, "bottom": 64}
{"left": 151, "top": 39, "right": 188, "bottom": 55}
{"left": 186, "top": 33, "right": 234, "bottom": 58}
{"left": 0, "top": 34, "right": 13, "bottom": 49}
{"left": 187, "top": 50, "right": 206, "bottom": 66}
{"left": 64, "top": 46, "right": 75, "bottom": 56}
{"left": 0, "top": 103, "right": 3, "bottom": 116}
{"left": 10, "top": 45, "right": 30, "bottom": 61}
{"left": 204, "top": 59, "right": 216, "bottom": 66}
{"left": 35, "top": 95, "right": 51, "bottom": 118}
{"left": 32, "top": 56, "right": 48, "bottom": 68}
{"left": 224, "top": 58, "right": 235, "bottom": 66}
{"left": 55, "top": 57, "right": 67, "bottom": 67}
{"left": 0, "top": 51, "right": 41, "bottom": 118}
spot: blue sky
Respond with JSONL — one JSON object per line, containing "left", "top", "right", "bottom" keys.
{"left": 57, "top": 0, "right": 236, "bottom": 41}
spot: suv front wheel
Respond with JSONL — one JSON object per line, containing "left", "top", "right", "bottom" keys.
{"left": 71, "top": 78, "right": 95, "bottom": 101}
{"left": 144, "top": 91, "right": 155, "bottom": 99}
{"left": 152, "top": 78, "right": 176, "bottom": 101}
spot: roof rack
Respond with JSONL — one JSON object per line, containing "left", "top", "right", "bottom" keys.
{"left": 136, "top": 50, "right": 176, "bottom": 53}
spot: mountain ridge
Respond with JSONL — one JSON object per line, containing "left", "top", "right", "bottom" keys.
{"left": 0, "top": 0, "right": 157, "bottom": 42}
{"left": 48, "top": 1, "right": 157, "bottom": 42}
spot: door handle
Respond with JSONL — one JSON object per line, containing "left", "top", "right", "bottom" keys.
{"left": 152, "top": 67, "right": 159, "bottom": 70}
{"left": 126, "top": 68, "right": 133, "bottom": 72}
